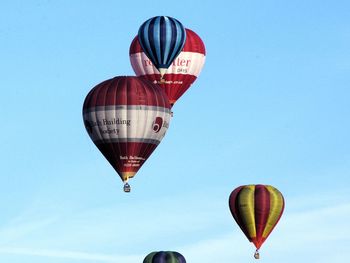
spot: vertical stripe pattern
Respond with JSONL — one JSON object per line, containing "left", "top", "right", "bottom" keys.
{"left": 229, "top": 185, "right": 284, "bottom": 249}
{"left": 143, "top": 251, "right": 186, "bottom": 263}
{"left": 138, "top": 16, "right": 186, "bottom": 71}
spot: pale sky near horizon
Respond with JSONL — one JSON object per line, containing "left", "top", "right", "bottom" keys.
{"left": 1, "top": 0, "right": 349, "bottom": 262}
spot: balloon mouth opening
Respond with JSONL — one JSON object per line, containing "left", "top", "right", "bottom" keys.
{"left": 159, "top": 68, "right": 167, "bottom": 78}
{"left": 121, "top": 172, "right": 135, "bottom": 181}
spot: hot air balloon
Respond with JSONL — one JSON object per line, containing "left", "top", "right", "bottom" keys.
{"left": 228, "top": 184, "right": 285, "bottom": 259}
{"left": 82, "top": 76, "right": 171, "bottom": 192}
{"left": 130, "top": 28, "right": 206, "bottom": 106}
{"left": 138, "top": 16, "right": 186, "bottom": 80}
{"left": 144, "top": 251, "right": 186, "bottom": 263}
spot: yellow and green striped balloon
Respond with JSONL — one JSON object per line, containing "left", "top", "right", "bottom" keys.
{"left": 229, "top": 185, "right": 284, "bottom": 257}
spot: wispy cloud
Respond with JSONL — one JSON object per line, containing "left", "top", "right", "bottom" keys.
{"left": 0, "top": 217, "right": 56, "bottom": 244}
{"left": 0, "top": 247, "right": 141, "bottom": 262}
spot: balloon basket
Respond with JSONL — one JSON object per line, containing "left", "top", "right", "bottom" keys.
{"left": 254, "top": 250, "right": 260, "bottom": 259}
{"left": 123, "top": 183, "right": 131, "bottom": 193}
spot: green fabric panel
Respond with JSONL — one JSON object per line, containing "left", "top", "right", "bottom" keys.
{"left": 167, "top": 252, "right": 179, "bottom": 263}
{"left": 143, "top": 252, "right": 157, "bottom": 263}
{"left": 237, "top": 185, "right": 256, "bottom": 238}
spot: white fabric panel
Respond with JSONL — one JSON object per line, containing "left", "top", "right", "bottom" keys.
{"left": 130, "top": 51, "right": 206, "bottom": 77}
{"left": 83, "top": 106, "right": 171, "bottom": 144}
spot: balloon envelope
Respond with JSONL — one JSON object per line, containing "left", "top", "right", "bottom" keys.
{"left": 82, "top": 76, "right": 171, "bottom": 185}
{"left": 229, "top": 185, "right": 284, "bottom": 250}
{"left": 143, "top": 251, "right": 186, "bottom": 263}
{"left": 138, "top": 16, "right": 186, "bottom": 77}
{"left": 130, "top": 28, "right": 206, "bottom": 106}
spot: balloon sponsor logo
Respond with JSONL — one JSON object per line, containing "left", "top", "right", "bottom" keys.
{"left": 153, "top": 80, "right": 184, "bottom": 85}
{"left": 84, "top": 117, "right": 132, "bottom": 136}
{"left": 102, "top": 118, "right": 130, "bottom": 126}
{"left": 152, "top": 117, "right": 170, "bottom": 133}
{"left": 131, "top": 51, "right": 204, "bottom": 79}
{"left": 86, "top": 118, "right": 131, "bottom": 128}
{"left": 152, "top": 117, "right": 163, "bottom": 133}
{"left": 120, "top": 155, "right": 146, "bottom": 167}
{"left": 143, "top": 57, "right": 192, "bottom": 69}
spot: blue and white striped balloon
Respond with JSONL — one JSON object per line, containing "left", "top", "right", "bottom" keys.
{"left": 138, "top": 16, "right": 186, "bottom": 78}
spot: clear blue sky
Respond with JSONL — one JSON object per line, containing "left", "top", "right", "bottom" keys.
{"left": 1, "top": 0, "right": 349, "bottom": 262}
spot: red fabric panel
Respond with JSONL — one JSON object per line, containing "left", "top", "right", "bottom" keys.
{"left": 96, "top": 142, "right": 158, "bottom": 179}
{"left": 84, "top": 76, "right": 170, "bottom": 108}
{"left": 253, "top": 185, "right": 271, "bottom": 249}
{"left": 183, "top": 29, "right": 206, "bottom": 54}
{"left": 134, "top": 74, "right": 197, "bottom": 105}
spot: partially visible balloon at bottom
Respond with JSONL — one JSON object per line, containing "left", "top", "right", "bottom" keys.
{"left": 143, "top": 251, "right": 186, "bottom": 263}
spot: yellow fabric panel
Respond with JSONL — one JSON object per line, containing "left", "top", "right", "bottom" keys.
{"left": 262, "top": 185, "right": 284, "bottom": 238}
{"left": 237, "top": 185, "right": 256, "bottom": 239}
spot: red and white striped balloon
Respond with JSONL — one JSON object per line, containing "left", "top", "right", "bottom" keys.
{"left": 83, "top": 76, "right": 171, "bottom": 191}
{"left": 130, "top": 29, "right": 206, "bottom": 106}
